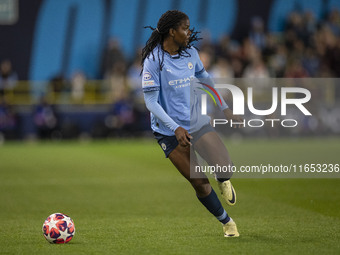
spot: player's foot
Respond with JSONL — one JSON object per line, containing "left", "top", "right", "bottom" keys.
{"left": 217, "top": 180, "right": 236, "bottom": 206}
{"left": 223, "top": 219, "right": 239, "bottom": 237}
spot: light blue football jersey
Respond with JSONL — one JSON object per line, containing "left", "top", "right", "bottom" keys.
{"left": 142, "top": 45, "right": 210, "bottom": 136}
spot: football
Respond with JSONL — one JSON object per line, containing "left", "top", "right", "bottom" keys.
{"left": 42, "top": 213, "right": 75, "bottom": 244}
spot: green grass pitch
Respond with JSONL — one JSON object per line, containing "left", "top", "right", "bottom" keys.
{"left": 0, "top": 138, "right": 339, "bottom": 254}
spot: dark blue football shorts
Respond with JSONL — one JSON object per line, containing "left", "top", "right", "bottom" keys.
{"left": 153, "top": 125, "right": 215, "bottom": 158}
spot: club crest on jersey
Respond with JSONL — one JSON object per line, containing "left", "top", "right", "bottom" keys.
{"left": 143, "top": 72, "right": 151, "bottom": 80}
{"left": 161, "top": 143, "right": 167, "bottom": 150}
{"left": 188, "top": 62, "right": 193, "bottom": 70}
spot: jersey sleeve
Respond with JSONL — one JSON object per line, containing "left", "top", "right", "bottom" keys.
{"left": 142, "top": 56, "right": 160, "bottom": 93}
{"left": 144, "top": 90, "right": 180, "bottom": 132}
{"left": 192, "top": 47, "right": 206, "bottom": 76}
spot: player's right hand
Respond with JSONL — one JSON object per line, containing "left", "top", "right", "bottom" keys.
{"left": 175, "top": 126, "right": 193, "bottom": 147}
{"left": 223, "top": 108, "right": 244, "bottom": 128}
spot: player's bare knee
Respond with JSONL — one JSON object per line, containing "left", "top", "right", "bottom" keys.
{"left": 191, "top": 179, "right": 211, "bottom": 197}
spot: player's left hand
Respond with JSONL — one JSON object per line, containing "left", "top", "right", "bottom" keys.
{"left": 223, "top": 108, "right": 244, "bottom": 128}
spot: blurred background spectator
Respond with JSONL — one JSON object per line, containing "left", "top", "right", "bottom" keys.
{"left": 71, "top": 71, "right": 86, "bottom": 103}
{"left": 0, "top": 97, "right": 18, "bottom": 140}
{"left": 0, "top": 59, "right": 18, "bottom": 96}
{"left": 33, "top": 97, "right": 59, "bottom": 139}
{"left": 105, "top": 89, "right": 136, "bottom": 137}
{"left": 102, "top": 38, "right": 127, "bottom": 79}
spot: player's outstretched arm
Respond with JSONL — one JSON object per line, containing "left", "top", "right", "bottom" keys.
{"left": 196, "top": 70, "right": 243, "bottom": 128}
{"left": 195, "top": 70, "right": 228, "bottom": 111}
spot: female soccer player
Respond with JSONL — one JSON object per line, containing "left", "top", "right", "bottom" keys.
{"left": 141, "top": 10, "right": 242, "bottom": 237}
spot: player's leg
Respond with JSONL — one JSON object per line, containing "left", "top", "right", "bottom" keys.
{"left": 168, "top": 144, "right": 238, "bottom": 237}
{"left": 194, "top": 131, "right": 237, "bottom": 206}
{"left": 193, "top": 132, "right": 240, "bottom": 237}
{"left": 168, "top": 143, "right": 210, "bottom": 197}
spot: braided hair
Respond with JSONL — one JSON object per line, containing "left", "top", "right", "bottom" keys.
{"left": 141, "top": 10, "right": 201, "bottom": 73}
